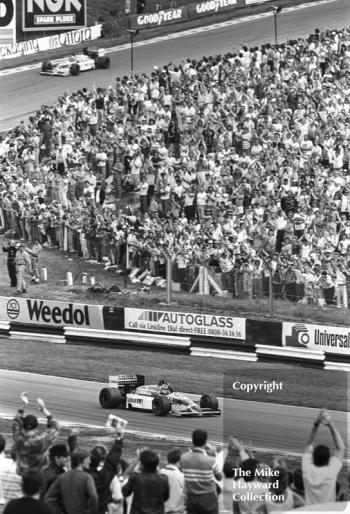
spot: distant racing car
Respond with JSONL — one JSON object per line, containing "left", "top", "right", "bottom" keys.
{"left": 40, "top": 47, "right": 110, "bottom": 76}
{"left": 99, "top": 375, "right": 221, "bottom": 417}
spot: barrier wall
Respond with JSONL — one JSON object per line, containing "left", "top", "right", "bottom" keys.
{"left": 1, "top": 295, "right": 349, "bottom": 368}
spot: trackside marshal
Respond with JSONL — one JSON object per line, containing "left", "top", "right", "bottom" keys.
{"left": 0, "top": 296, "right": 104, "bottom": 328}
{"left": 125, "top": 308, "right": 245, "bottom": 339}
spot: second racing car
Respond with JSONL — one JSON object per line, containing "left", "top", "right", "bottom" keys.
{"left": 99, "top": 375, "right": 220, "bottom": 417}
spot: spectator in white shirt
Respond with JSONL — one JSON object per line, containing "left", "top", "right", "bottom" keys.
{"left": 160, "top": 449, "right": 185, "bottom": 514}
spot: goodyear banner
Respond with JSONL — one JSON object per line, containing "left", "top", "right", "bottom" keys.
{"left": 128, "top": 7, "right": 189, "bottom": 30}
{"left": 282, "top": 322, "right": 350, "bottom": 355}
{"left": 23, "top": 0, "right": 87, "bottom": 32}
{"left": 0, "top": 296, "right": 104, "bottom": 329}
{"left": 189, "top": 0, "right": 239, "bottom": 18}
{"left": 125, "top": 308, "right": 245, "bottom": 339}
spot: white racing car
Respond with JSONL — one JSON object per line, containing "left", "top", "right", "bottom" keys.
{"left": 99, "top": 375, "right": 221, "bottom": 417}
{"left": 40, "top": 47, "right": 110, "bottom": 76}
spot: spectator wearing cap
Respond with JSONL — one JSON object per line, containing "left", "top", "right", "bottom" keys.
{"left": 41, "top": 444, "right": 69, "bottom": 497}
{"left": 3, "top": 469, "right": 52, "bottom": 514}
{"left": 45, "top": 449, "right": 97, "bottom": 514}
{"left": 180, "top": 430, "right": 222, "bottom": 514}
{"left": 122, "top": 449, "right": 169, "bottom": 514}
{"left": 12, "top": 394, "right": 58, "bottom": 476}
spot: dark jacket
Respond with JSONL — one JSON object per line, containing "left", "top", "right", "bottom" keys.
{"left": 89, "top": 439, "right": 123, "bottom": 514}
{"left": 122, "top": 472, "right": 169, "bottom": 514}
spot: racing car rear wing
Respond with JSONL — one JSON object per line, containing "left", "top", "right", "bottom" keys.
{"left": 108, "top": 375, "right": 145, "bottom": 388}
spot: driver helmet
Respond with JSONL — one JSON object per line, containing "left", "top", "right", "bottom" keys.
{"left": 159, "top": 381, "right": 172, "bottom": 395}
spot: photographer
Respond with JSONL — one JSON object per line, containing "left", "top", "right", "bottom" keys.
{"left": 302, "top": 408, "right": 345, "bottom": 505}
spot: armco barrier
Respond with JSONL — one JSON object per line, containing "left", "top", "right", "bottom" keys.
{"left": 64, "top": 327, "right": 191, "bottom": 352}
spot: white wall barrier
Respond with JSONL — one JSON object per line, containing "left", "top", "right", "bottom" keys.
{"left": 0, "top": 24, "right": 102, "bottom": 60}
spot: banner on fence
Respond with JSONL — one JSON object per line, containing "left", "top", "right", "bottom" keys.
{"left": 282, "top": 322, "right": 350, "bottom": 355}
{"left": 128, "top": 7, "right": 189, "bottom": 30}
{"left": 0, "top": 23, "right": 101, "bottom": 60}
{"left": 0, "top": 296, "right": 104, "bottom": 329}
{"left": 23, "top": 0, "right": 87, "bottom": 31}
{"left": 189, "top": 0, "right": 238, "bottom": 18}
{"left": 125, "top": 308, "right": 246, "bottom": 339}
{"left": 0, "top": 0, "right": 16, "bottom": 45}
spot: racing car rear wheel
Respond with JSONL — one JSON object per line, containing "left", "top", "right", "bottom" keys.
{"left": 70, "top": 63, "right": 80, "bottom": 76}
{"left": 200, "top": 393, "right": 218, "bottom": 410}
{"left": 99, "top": 387, "right": 122, "bottom": 409}
{"left": 95, "top": 56, "right": 110, "bottom": 69}
{"left": 152, "top": 396, "right": 171, "bottom": 416}
{"left": 41, "top": 61, "right": 52, "bottom": 71}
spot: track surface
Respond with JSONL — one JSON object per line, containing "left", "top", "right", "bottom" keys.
{"left": 0, "top": 369, "right": 348, "bottom": 459}
{"left": 1, "top": 0, "right": 349, "bottom": 130}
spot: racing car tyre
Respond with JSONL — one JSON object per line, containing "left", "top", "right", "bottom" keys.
{"left": 200, "top": 393, "right": 218, "bottom": 410}
{"left": 95, "top": 56, "right": 110, "bottom": 69}
{"left": 42, "top": 61, "right": 52, "bottom": 71}
{"left": 152, "top": 396, "right": 171, "bottom": 416}
{"left": 99, "top": 387, "right": 122, "bottom": 409}
{"left": 70, "top": 63, "right": 80, "bottom": 76}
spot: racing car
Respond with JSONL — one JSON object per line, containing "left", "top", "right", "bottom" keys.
{"left": 40, "top": 47, "right": 110, "bottom": 76}
{"left": 99, "top": 375, "right": 221, "bottom": 417}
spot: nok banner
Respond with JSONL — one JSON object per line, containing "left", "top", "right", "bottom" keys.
{"left": 23, "top": 0, "right": 87, "bottom": 32}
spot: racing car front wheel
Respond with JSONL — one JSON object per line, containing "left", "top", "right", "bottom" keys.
{"left": 152, "top": 396, "right": 171, "bottom": 416}
{"left": 70, "top": 63, "right": 80, "bottom": 76}
{"left": 99, "top": 387, "right": 122, "bottom": 409}
{"left": 200, "top": 393, "right": 218, "bottom": 410}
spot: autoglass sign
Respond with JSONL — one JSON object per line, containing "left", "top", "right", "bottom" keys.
{"left": 125, "top": 308, "right": 246, "bottom": 339}
{"left": 1, "top": 297, "right": 104, "bottom": 328}
{"left": 23, "top": 0, "right": 87, "bottom": 31}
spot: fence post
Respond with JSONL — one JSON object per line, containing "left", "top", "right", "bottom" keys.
{"left": 166, "top": 257, "right": 172, "bottom": 304}
{"left": 269, "top": 273, "right": 274, "bottom": 316}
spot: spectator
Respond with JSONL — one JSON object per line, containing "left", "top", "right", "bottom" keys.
{"left": 302, "top": 408, "right": 345, "bottom": 505}
{"left": 122, "top": 449, "right": 169, "bottom": 514}
{"left": 180, "top": 430, "right": 222, "bottom": 514}
{"left": 41, "top": 443, "right": 69, "bottom": 498}
{"left": 14, "top": 243, "right": 31, "bottom": 294}
{"left": 160, "top": 449, "right": 185, "bottom": 514}
{"left": 12, "top": 394, "right": 58, "bottom": 476}
{"left": 45, "top": 449, "right": 98, "bottom": 514}
{"left": 2, "top": 240, "right": 17, "bottom": 287}
{"left": 3, "top": 469, "right": 52, "bottom": 514}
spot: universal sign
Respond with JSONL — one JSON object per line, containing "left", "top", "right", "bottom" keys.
{"left": 125, "top": 308, "right": 246, "bottom": 339}
{"left": 282, "top": 322, "right": 350, "bottom": 355}
{"left": 23, "top": 0, "right": 87, "bottom": 31}
{"left": 0, "top": 296, "right": 104, "bottom": 328}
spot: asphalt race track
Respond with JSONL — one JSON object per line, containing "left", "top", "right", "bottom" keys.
{"left": 1, "top": 0, "right": 350, "bottom": 130}
{"left": 0, "top": 369, "right": 348, "bottom": 459}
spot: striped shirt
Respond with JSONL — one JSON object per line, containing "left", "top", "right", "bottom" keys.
{"left": 180, "top": 448, "right": 222, "bottom": 496}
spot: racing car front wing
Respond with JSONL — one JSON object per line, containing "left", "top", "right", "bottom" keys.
{"left": 170, "top": 407, "right": 221, "bottom": 417}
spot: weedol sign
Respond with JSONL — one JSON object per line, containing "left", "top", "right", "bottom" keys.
{"left": 23, "top": 0, "right": 87, "bottom": 31}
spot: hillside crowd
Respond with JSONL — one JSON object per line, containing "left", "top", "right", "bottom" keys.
{"left": 2, "top": 27, "right": 350, "bottom": 303}
{"left": 0, "top": 396, "right": 347, "bottom": 513}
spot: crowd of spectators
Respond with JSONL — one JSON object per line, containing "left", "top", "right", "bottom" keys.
{"left": 0, "top": 397, "right": 348, "bottom": 513}
{"left": 2, "top": 27, "right": 350, "bottom": 304}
